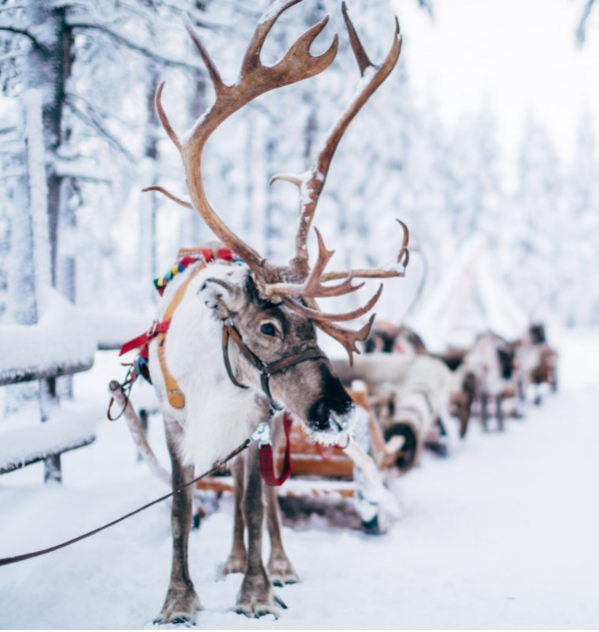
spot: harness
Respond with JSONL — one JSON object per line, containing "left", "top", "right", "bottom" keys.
{"left": 111, "top": 246, "right": 328, "bottom": 486}
{"left": 221, "top": 321, "right": 327, "bottom": 411}
{"left": 2, "top": 249, "right": 332, "bottom": 567}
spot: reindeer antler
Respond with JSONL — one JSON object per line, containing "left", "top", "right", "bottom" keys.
{"left": 267, "top": 3, "right": 406, "bottom": 361}
{"left": 147, "top": 1, "right": 406, "bottom": 364}
{"left": 150, "top": 0, "right": 338, "bottom": 284}
{"left": 321, "top": 220, "right": 410, "bottom": 282}
{"left": 271, "top": 2, "right": 402, "bottom": 278}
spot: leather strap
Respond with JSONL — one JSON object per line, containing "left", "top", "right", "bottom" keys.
{"left": 221, "top": 322, "right": 327, "bottom": 410}
{"left": 221, "top": 326, "right": 249, "bottom": 390}
{"left": 157, "top": 264, "right": 205, "bottom": 409}
{"left": 259, "top": 412, "right": 293, "bottom": 486}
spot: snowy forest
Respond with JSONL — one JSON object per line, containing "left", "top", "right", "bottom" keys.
{"left": 1, "top": 0, "right": 598, "bottom": 333}
{"left": 1, "top": 0, "right": 599, "bottom": 630}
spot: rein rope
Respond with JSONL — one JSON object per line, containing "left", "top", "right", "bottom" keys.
{"left": 2, "top": 253, "right": 331, "bottom": 567}
{"left": 0, "top": 419, "right": 274, "bottom": 568}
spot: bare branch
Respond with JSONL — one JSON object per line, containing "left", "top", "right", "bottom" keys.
{"left": 577, "top": 0, "right": 597, "bottom": 44}
{"left": 158, "top": 0, "right": 229, "bottom": 30}
{"left": 0, "top": 49, "right": 24, "bottom": 63}
{"left": 68, "top": 22, "right": 204, "bottom": 71}
{"left": 0, "top": 5, "right": 26, "bottom": 14}
{"left": 66, "top": 91, "right": 139, "bottom": 129}
{"left": 415, "top": 0, "right": 434, "bottom": 18}
{"left": 0, "top": 24, "right": 38, "bottom": 45}
{"left": 67, "top": 98, "right": 136, "bottom": 162}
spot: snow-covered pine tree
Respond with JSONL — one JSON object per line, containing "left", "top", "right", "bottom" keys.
{"left": 502, "top": 114, "right": 563, "bottom": 322}
{"left": 0, "top": 0, "right": 223, "bottom": 312}
{"left": 558, "top": 110, "right": 599, "bottom": 326}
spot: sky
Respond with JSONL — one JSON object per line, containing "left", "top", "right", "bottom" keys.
{"left": 391, "top": 0, "right": 599, "bottom": 185}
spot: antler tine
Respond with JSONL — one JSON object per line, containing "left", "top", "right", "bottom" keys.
{"left": 283, "top": 283, "right": 383, "bottom": 322}
{"left": 262, "top": 227, "right": 364, "bottom": 300}
{"left": 142, "top": 186, "right": 192, "bottom": 209}
{"left": 283, "top": 4, "right": 402, "bottom": 277}
{"left": 396, "top": 218, "right": 410, "bottom": 266}
{"left": 241, "top": 0, "right": 304, "bottom": 72}
{"left": 321, "top": 218, "right": 410, "bottom": 281}
{"left": 316, "top": 315, "right": 376, "bottom": 366}
{"left": 183, "top": 14, "right": 225, "bottom": 96}
{"left": 341, "top": 0, "right": 372, "bottom": 73}
{"left": 155, "top": 82, "right": 182, "bottom": 152}
{"left": 242, "top": 1, "right": 339, "bottom": 83}
{"left": 148, "top": 2, "right": 340, "bottom": 287}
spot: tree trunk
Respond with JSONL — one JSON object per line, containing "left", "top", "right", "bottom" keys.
{"left": 25, "top": 0, "right": 73, "bottom": 285}
{"left": 139, "top": 65, "right": 160, "bottom": 300}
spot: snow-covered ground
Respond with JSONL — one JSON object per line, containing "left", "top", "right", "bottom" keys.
{"left": 0, "top": 330, "right": 598, "bottom": 629}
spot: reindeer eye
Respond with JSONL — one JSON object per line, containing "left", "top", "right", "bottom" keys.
{"left": 260, "top": 323, "right": 277, "bottom": 337}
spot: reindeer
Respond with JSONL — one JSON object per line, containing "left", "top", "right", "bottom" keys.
{"left": 515, "top": 323, "right": 558, "bottom": 405}
{"left": 457, "top": 330, "right": 520, "bottom": 431}
{"left": 132, "top": 1, "right": 405, "bottom": 623}
{"left": 332, "top": 353, "right": 452, "bottom": 470}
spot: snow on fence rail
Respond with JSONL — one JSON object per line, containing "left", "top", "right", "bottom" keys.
{"left": 0, "top": 89, "right": 152, "bottom": 484}
{"left": 0, "top": 90, "right": 103, "bottom": 483}
{"left": 0, "top": 286, "right": 96, "bottom": 386}
{"left": 0, "top": 406, "right": 99, "bottom": 475}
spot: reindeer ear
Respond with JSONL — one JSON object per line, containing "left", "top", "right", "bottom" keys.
{"left": 198, "top": 277, "right": 245, "bottom": 317}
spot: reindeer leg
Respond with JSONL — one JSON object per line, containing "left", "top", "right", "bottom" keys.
{"left": 235, "top": 442, "right": 287, "bottom": 618}
{"left": 534, "top": 384, "right": 543, "bottom": 406}
{"left": 266, "top": 483, "right": 299, "bottom": 586}
{"left": 481, "top": 392, "right": 489, "bottom": 432}
{"left": 496, "top": 396, "right": 505, "bottom": 432}
{"left": 459, "top": 372, "right": 476, "bottom": 438}
{"left": 218, "top": 456, "right": 247, "bottom": 579}
{"left": 265, "top": 418, "right": 298, "bottom": 587}
{"left": 154, "top": 419, "right": 201, "bottom": 625}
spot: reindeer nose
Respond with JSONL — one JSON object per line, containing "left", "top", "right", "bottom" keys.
{"left": 308, "top": 399, "right": 333, "bottom": 432}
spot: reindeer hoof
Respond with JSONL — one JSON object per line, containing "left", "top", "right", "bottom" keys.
{"left": 268, "top": 558, "right": 300, "bottom": 586}
{"left": 154, "top": 591, "right": 202, "bottom": 626}
{"left": 216, "top": 555, "right": 247, "bottom": 580}
{"left": 153, "top": 615, "right": 196, "bottom": 627}
{"left": 234, "top": 594, "right": 287, "bottom": 619}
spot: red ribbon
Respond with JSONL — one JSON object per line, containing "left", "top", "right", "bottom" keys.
{"left": 259, "top": 413, "right": 293, "bottom": 487}
{"left": 119, "top": 320, "right": 171, "bottom": 357}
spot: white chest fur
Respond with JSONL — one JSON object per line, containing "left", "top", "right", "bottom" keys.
{"left": 148, "top": 262, "right": 264, "bottom": 472}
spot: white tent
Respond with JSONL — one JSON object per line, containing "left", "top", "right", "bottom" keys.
{"left": 409, "top": 236, "right": 528, "bottom": 353}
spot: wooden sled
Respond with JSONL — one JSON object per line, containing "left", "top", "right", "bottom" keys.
{"left": 197, "top": 386, "right": 403, "bottom": 533}
{"left": 197, "top": 386, "right": 400, "bottom": 499}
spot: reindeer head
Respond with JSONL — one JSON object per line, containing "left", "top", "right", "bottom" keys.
{"left": 198, "top": 266, "right": 354, "bottom": 440}
{"left": 146, "top": 0, "right": 409, "bottom": 441}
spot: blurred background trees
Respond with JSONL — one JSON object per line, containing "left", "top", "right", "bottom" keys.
{"left": 1, "top": 0, "right": 598, "bottom": 329}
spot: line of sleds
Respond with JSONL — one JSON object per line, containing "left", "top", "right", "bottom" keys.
{"left": 195, "top": 321, "right": 558, "bottom": 534}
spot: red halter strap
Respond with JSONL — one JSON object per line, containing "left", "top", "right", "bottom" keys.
{"left": 259, "top": 412, "right": 293, "bottom": 487}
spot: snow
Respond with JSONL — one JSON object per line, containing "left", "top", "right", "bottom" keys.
{"left": 257, "top": 0, "right": 290, "bottom": 26}
{"left": 0, "top": 285, "right": 96, "bottom": 384}
{"left": 0, "top": 282, "right": 151, "bottom": 383}
{"left": 0, "top": 329, "right": 597, "bottom": 628}
{"left": 79, "top": 308, "right": 152, "bottom": 350}
{"left": 414, "top": 235, "right": 528, "bottom": 353}
{"left": 0, "top": 402, "right": 98, "bottom": 473}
